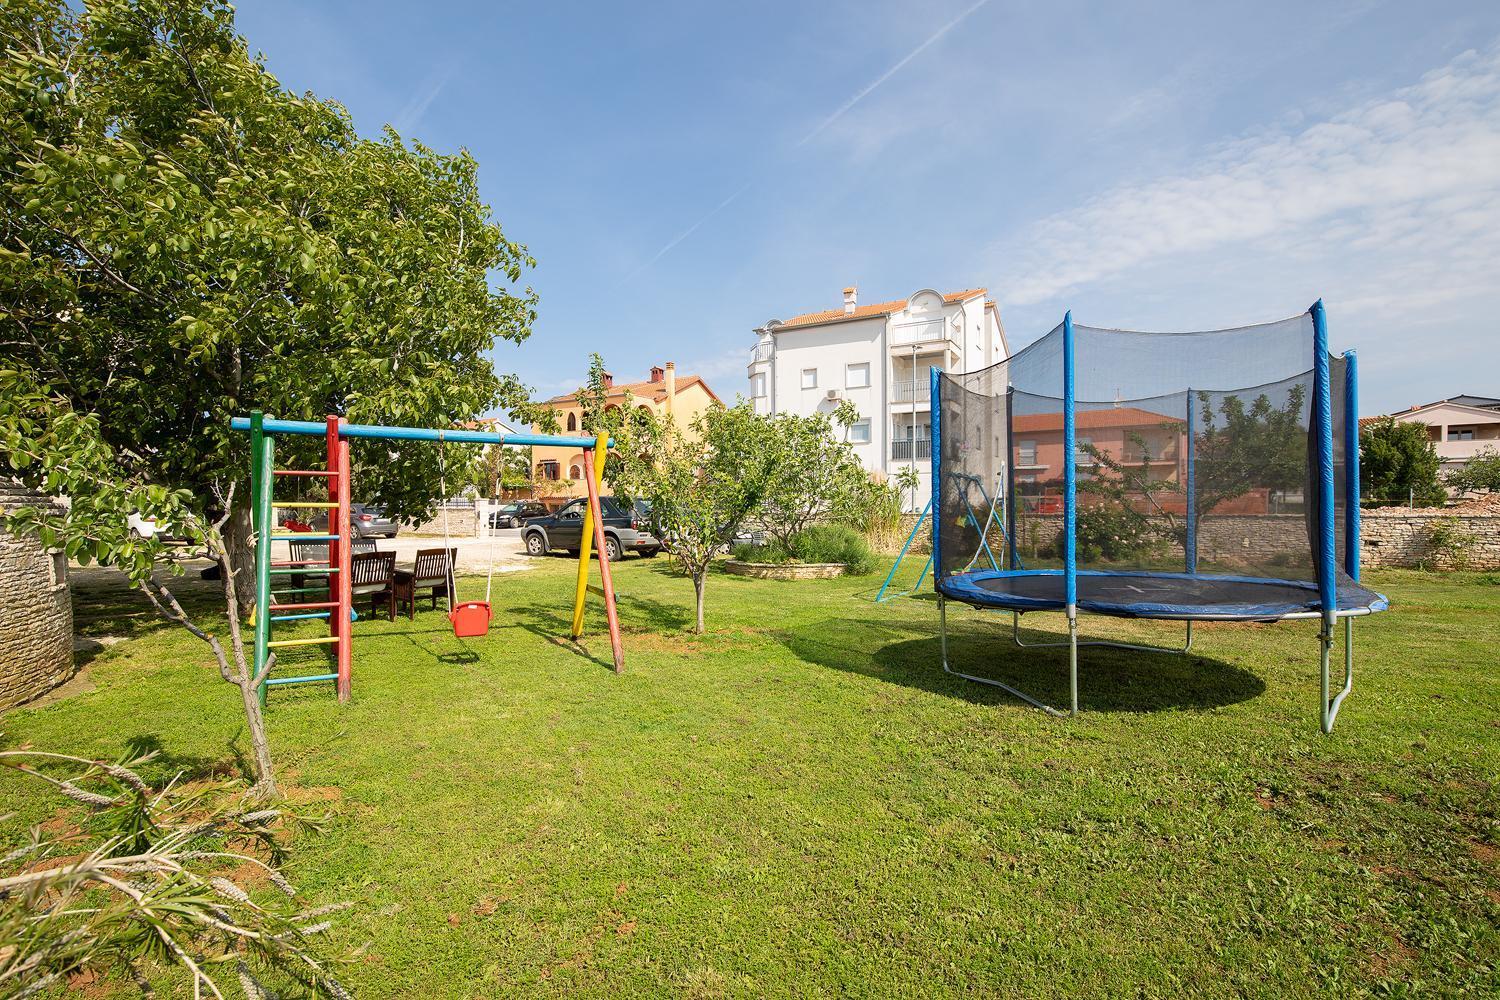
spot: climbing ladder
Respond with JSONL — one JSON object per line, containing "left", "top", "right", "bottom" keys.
{"left": 250, "top": 412, "right": 354, "bottom": 703}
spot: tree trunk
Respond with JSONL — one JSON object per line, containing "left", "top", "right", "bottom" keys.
{"left": 213, "top": 536, "right": 277, "bottom": 798}
{"left": 692, "top": 571, "right": 706, "bottom": 634}
{"left": 221, "top": 493, "right": 258, "bottom": 611}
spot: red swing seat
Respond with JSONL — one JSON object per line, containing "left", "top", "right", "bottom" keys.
{"left": 449, "top": 601, "right": 492, "bottom": 637}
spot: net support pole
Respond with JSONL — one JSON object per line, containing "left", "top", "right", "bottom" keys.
{"left": 929, "top": 365, "right": 942, "bottom": 583}
{"left": 1005, "top": 386, "right": 1019, "bottom": 570}
{"left": 1311, "top": 300, "right": 1344, "bottom": 733}
{"left": 1184, "top": 389, "right": 1197, "bottom": 573}
{"left": 1062, "top": 312, "right": 1079, "bottom": 716}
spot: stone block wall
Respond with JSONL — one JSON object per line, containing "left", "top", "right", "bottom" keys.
{"left": 1361, "top": 513, "right": 1500, "bottom": 570}
{"left": 0, "top": 483, "right": 75, "bottom": 710}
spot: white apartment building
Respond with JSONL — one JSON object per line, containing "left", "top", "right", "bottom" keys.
{"left": 747, "top": 285, "right": 1009, "bottom": 510}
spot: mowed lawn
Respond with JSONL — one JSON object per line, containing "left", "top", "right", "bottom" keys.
{"left": 2, "top": 556, "right": 1497, "bottom": 997}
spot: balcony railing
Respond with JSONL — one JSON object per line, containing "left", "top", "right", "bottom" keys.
{"left": 890, "top": 380, "right": 930, "bottom": 405}
{"left": 748, "top": 342, "right": 773, "bottom": 364}
{"left": 891, "top": 439, "right": 931, "bottom": 461}
{"left": 889, "top": 320, "right": 950, "bottom": 348}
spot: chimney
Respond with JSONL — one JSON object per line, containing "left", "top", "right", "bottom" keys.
{"left": 602, "top": 371, "right": 614, "bottom": 388}
{"left": 649, "top": 365, "right": 665, "bottom": 384}
{"left": 843, "top": 286, "right": 857, "bottom": 314}
{"left": 665, "top": 362, "right": 676, "bottom": 419}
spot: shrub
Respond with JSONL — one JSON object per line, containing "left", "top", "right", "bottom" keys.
{"left": 1422, "top": 517, "right": 1475, "bottom": 570}
{"left": 1067, "top": 505, "right": 1166, "bottom": 564}
{"left": 789, "top": 525, "right": 875, "bottom": 575}
{"left": 731, "top": 539, "right": 794, "bottom": 564}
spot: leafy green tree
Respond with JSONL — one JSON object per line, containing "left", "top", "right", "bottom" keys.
{"left": 1360, "top": 417, "right": 1446, "bottom": 506}
{"left": 0, "top": 0, "right": 540, "bottom": 603}
{"left": 1445, "top": 446, "right": 1500, "bottom": 495}
{"left": 756, "top": 410, "right": 876, "bottom": 548}
{"left": 612, "top": 404, "right": 776, "bottom": 632}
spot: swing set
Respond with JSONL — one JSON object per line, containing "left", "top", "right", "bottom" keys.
{"left": 231, "top": 411, "right": 623, "bottom": 703}
{"left": 874, "top": 470, "right": 1016, "bottom": 604}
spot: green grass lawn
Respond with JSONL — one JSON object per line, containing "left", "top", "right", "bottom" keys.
{"left": 3, "top": 557, "right": 1497, "bottom": 997}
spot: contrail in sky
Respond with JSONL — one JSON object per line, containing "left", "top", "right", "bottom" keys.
{"left": 797, "top": 0, "right": 994, "bottom": 147}
{"left": 632, "top": 0, "right": 992, "bottom": 276}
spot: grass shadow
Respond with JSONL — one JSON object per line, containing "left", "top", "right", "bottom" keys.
{"left": 774, "top": 615, "right": 1266, "bottom": 714}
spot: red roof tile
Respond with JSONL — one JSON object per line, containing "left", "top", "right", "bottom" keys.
{"left": 778, "top": 288, "right": 986, "bottom": 330}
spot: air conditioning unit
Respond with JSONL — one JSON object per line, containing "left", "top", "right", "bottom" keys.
{"left": 825, "top": 388, "right": 841, "bottom": 401}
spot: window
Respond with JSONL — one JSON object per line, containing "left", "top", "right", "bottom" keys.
{"left": 751, "top": 373, "right": 767, "bottom": 398}
{"left": 846, "top": 363, "right": 870, "bottom": 389}
{"left": 1075, "top": 435, "right": 1094, "bottom": 462}
{"left": 569, "top": 464, "right": 582, "bottom": 480}
{"left": 1448, "top": 427, "right": 1475, "bottom": 441}
{"left": 566, "top": 412, "right": 577, "bottom": 432}
{"left": 1018, "top": 440, "right": 1037, "bottom": 464}
{"left": 849, "top": 420, "right": 871, "bottom": 444}
{"left": 538, "top": 460, "right": 560, "bottom": 481}
{"left": 801, "top": 367, "right": 818, "bottom": 389}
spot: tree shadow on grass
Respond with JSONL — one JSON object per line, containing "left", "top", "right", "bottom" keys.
{"left": 774, "top": 615, "right": 1266, "bottom": 714}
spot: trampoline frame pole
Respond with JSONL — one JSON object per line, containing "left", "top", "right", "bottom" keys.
{"left": 1062, "top": 311, "right": 1078, "bottom": 715}
{"left": 1011, "top": 612, "right": 1193, "bottom": 656}
{"left": 1185, "top": 389, "right": 1197, "bottom": 573}
{"left": 1005, "top": 386, "right": 1019, "bottom": 571}
{"left": 1311, "top": 300, "right": 1347, "bottom": 734}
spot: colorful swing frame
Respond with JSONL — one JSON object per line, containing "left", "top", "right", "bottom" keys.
{"left": 234, "top": 412, "right": 624, "bottom": 702}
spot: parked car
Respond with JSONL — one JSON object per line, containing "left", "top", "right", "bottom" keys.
{"left": 520, "top": 497, "right": 660, "bottom": 561}
{"left": 312, "top": 503, "right": 399, "bottom": 539}
{"left": 488, "top": 501, "right": 548, "bottom": 529}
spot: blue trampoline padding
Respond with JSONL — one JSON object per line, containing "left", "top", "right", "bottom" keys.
{"left": 938, "top": 569, "right": 1389, "bottom": 621}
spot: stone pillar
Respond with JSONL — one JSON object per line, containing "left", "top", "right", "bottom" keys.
{"left": 0, "top": 483, "right": 75, "bottom": 710}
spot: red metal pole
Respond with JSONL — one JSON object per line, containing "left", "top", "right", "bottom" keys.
{"left": 581, "top": 450, "right": 624, "bottom": 674}
{"left": 328, "top": 416, "right": 354, "bottom": 701}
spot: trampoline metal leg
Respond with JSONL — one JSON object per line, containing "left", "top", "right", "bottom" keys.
{"left": 1320, "top": 615, "right": 1353, "bottom": 734}
{"left": 1067, "top": 607, "right": 1079, "bottom": 717}
{"left": 940, "top": 597, "right": 1069, "bottom": 717}
{"left": 1011, "top": 611, "right": 1194, "bottom": 655}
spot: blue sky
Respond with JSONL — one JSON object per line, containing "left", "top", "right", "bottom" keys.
{"left": 234, "top": 0, "right": 1500, "bottom": 414}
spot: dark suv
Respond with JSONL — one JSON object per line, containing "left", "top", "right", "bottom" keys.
{"left": 488, "top": 501, "right": 548, "bottom": 529}
{"left": 521, "top": 497, "right": 660, "bottom": 561}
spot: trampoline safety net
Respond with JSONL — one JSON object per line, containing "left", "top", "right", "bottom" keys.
{"left": 933, "top": 307, "right": 1386, "bottom": 620}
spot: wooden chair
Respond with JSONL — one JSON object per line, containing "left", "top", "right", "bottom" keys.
{"left": 350, "top": 551, "right": 397, "bottom": 622}
{"left": 287, "top": 539, "right": 329, "bottom": 592}
{"left": 394, "top": 547, "right": 456, "bottom": 620}
{"left": 351, "top": 537, "right": 379, "bottom": 555}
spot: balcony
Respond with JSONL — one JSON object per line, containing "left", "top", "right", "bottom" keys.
{"left": 890, "top": 380, "right": 930, "bottom": 405}
{"left": 891, "top": 439, "right": 931, "bottom": 462}
{"left": 888, "top": 319, "right": 953, "bottom": 349}
{"left": 748, "top": 342, "right": 773, "bottom": 364}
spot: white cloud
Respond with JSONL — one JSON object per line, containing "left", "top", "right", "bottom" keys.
{"left": 997, "top": 43, "right": 1500, "bottom": 316}
{"left": 392, "top": 65, "right": 455, "bottom": 134}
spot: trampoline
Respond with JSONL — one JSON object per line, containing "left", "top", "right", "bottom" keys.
{"left": 931, "top": 302, "right": 1388, "bottom": 732}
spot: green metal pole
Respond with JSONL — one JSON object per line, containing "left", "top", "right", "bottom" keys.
{"left": 251, "top": 412, "right": 274, "bottom": 706}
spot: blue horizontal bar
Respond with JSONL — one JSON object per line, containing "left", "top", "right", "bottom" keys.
{"left": 270, "top": 610, "right": 358, "bottom": 623}
{"left": 230, "top": 415, "right": 607, "bottom": 450}
{"left": 265, "top": 673, "right": 338, "bottom": 687}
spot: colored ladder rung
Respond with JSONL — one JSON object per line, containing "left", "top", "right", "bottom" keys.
{"left": 270, "top": 586, "right": 331, "bottom": 595}
{"left": 270, "top": 533, "right": 339, "bottom": 542}
{"left": 273, "top": 470, "right": 338, "bottom": 478}
{"left": 269, "top": 601, "right": 339, "bottom": 611}
{"left": 270, "top": 501, "right": 340, "bottom": 508}
{"left": 265, "top": 673, "right": 338, "bottom": 687}
{"left": 272, "top": 560, "right": 333, "bottom": 567}
{"left": 268, "top": 567, "right": 339, "bottom": 576}
{"left": 272, "top": 610, "right": 358, "bottom": 623}
{"left": 266, "top": 636, "right": 341, "bottom": 649}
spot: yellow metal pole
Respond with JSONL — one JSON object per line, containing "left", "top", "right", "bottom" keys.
{"left": 570, "top": 432, "right": 610, "bottom": 637}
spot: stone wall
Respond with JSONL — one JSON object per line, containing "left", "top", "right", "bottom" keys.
{"left": 0, "top": 483, "right": 75, "bottom": 710}
{"left": 408, "top": 505, "right": 479, "bottom": 538}
{"left": 1361, "top": 513, "right": 1500, "bottom": 570}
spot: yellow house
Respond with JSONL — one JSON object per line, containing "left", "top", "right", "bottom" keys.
{"left": 533, "top": 362, "right": 721, "bottom": 498}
